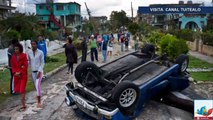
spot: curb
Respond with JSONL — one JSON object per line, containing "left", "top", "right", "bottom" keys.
{"left": 189, "top": 77, "right": 213, "bottom": 84}
{"left": 193, "top": 81, "right": 213, "bottom": 84}
{"left": 44, "top": 50, "right": 91, "bottom": 80}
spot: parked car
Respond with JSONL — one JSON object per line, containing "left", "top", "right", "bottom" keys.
{"left": 65, "top": 44, "right": 190, "bottom": 120}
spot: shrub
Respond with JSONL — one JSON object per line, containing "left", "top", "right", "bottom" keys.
{"left": 48, "top": 31, "right": 58, "bottom": 41}
{"left": 203, "top": 25, "right": 213, "bottom": 33}
{"left": 73, "top": 39, "right": 82, "bottom": 50}
{"left": 160, "top": 34, "right": 189, "bottom": 59}
{"left": 201, "top": 31, "right": 213, "bottom": 46}
{"left": 167, "top": 29, "right": 195, "bottom": 42}
{"left": 148, "top": 32, "right": 164, "bottom": 45}
{"left": 46, "top": 56, "right": 59, "bottom": 63}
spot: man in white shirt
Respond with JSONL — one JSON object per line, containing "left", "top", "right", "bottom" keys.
{"left": 28, "top": 40, "right": 44, "bottom": 108}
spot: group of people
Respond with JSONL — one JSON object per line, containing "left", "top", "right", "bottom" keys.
{"left": 117, "top": 31, "right": 131, "bottom": 52}
{"left": 6, "top": 32, "right": 132, "bottom": 111}
{"left": 80, "top": 33, "right": 115, "bottom": 63}
{"left": 79, "top": 31, "right": 133, "bottom": 64}
{"left": 7, "top": 36, "right": 47, "bottom": 111}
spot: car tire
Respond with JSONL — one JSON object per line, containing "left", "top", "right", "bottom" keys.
{"left": 75, "top": 61, "right": 100, "bottom": 83}
{"left": 141, "top": 44, "right": 155, "bottom": 57}
{"left": 111, "top": 81, "right": 140, "bottom": 115}
{"left": 175, "top": 54, "right": 189, "bottom": 74}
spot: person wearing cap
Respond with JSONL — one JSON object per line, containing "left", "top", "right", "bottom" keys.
{"left": 89, "top": 35, "right": 99, "bottom": 62}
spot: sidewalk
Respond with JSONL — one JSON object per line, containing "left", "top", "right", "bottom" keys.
{"left": 189, "top": 51, "right": 213, "bottom": 64}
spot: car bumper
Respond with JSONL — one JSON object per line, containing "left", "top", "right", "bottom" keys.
{"left": 64, "top": 85, "right": 119, "bottom": 118}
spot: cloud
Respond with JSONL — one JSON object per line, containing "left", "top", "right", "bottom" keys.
{"left": 12, "top": 0, "right": 212, "bottom": 18}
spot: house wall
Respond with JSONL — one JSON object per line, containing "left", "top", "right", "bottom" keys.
{"left": 179, "top": 16, "right": 207, "bottom": 30}
{"left": 36, "top": 5, "right": 51, "bottom": 15}
{"left": 36, "top": 3, "right": 80, "bottom": 16}
{"left": 187, "top": 40, "right": 213, "bottom": 56}
{"left": 36, "top": 2, "right": 81, "bottom": 29}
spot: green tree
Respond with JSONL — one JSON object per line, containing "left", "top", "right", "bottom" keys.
{"left": 110, "top": 10, "right": 130, "bottom": 30}
{"left": 100, "top": 21, "right": 111, "bottom": 33}
{"left": 82, "top": 21, "right": 94, "bottom": 35}
{"left": 6, "top": 29, "right": 21, "bottom": 39}
{"left": 128, "top": 23, "right": 140, "bottom": 36}
{"left": 0, "top": 13, "right": 43, "bottom": 41}
{"left": 138, "top": 22, "right": 154, "bottom": 37}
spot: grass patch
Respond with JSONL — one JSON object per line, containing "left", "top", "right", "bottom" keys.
{"left": 0, "top": 51, "right": 82, "bottom": 104}
{"left": 44, "top": 53, "right": 66, "bottom": 73}
{"left": 189, "top": 56, "right": 213, "bottom": 69}
{"left": 190, "top": 71, "right": 213, "bottom": 81}
{"left": 189, "top": 56, "right": 213, "bottom": 81}
{"left": 0, "top": 69, "right": 10, "bottom": 103}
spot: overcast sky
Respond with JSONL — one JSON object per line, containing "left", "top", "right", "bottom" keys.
{"left": 12, "top": 0, "right": 212, "bottom": 18}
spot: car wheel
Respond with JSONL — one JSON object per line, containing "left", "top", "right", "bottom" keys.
{"left": 111, "top": 81, "right": 140, "bottom": 115}
{"left": 141, "top": 43, "right": 155, "bottom": 57}
{"left": 75, "top": 61, "right": 100, "bottom": 83}
{"left": 175, "top": 54, "right": 189, "bottom": 74}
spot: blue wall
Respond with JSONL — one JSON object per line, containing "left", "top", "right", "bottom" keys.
{"left": 36, "top": 5, "right": 51, "bottom": 15}
{"left": 36, "top": 2, "right": 81, "bottom": 30}
{"left": 39, "top": 16, "right": 49, "bottom": 21}
{"left": 36, "top": 3, "right": 81, "bottom": 16}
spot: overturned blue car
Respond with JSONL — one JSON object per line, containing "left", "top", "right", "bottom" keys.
{"left": 65, "top": 44, "right": 190, "bottom": 120}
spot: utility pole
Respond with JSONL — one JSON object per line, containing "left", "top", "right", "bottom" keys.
{"left": 131, "top": 1, "right": 133, "bottom": 22}
{"left": 84, "top": 2, "right": 94, "bottom": 34}
{"left": 85, "top": 2, "right": 91, "bottom": 21}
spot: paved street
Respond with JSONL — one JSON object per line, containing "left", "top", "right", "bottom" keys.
{"left": 0, "top": 42, "right": 212, "bottom": 120}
